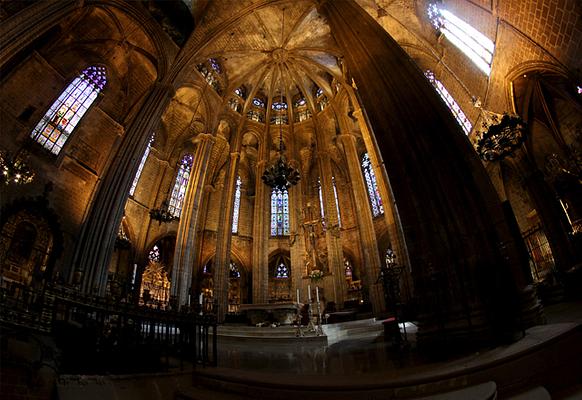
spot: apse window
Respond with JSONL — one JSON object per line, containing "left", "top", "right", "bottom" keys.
{"left": 232, "top": 176, "right": 242, "bottom": 234}
{"left": 361, "top": 153, "right": 384, "bottom": 217}
{"left": 30, "top": 65, "right": 107, "bottom": 155}
{"left": 425, "top": 70, "right": 472, "bottom": 135}
{"left": 130, "top": 134, "right": 154, "bottom": 196}
{"left": 275, "top": 262, "right": 289, "bottom": 279}
{"left": 428, "top": 4, "right": 494, "bottom": 75}
{"left": 271, "top": 187, "right": 290, "bottom": 236}
{"left": 168, "top": 153, "right": 194, "bottom": 218}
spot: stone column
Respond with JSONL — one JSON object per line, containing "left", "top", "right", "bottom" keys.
{"left": 251, "top": 159, "right": 270, "bottom": 304}
{"left": 73, "top": 82, "right": 174, "bottom": 295}
{"left": 322, "top": 0, "right": 539, "bottom": 346}
{"left": 350, "top": 100, "right": 413, "bottom": 301}
{"left": 317, "top": 151, "right": 346, "bottom": 308}
{"left": 171, "top": 133, "right": 215, "bottom": 306}
{"left": 213, "top": 152, "right": 241, "bottom": 321}
{"left": 0, "top": 0, "right": 82, "bottom": 69}
{"left": 338, "top": 134, "right": 384, "bottom": 313}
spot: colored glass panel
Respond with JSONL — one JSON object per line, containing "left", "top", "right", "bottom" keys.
{"left": 361, "top": 153, "right": 384, "bottom": 217}
{"left": 30, "top": 66, "right": 106, "bottom": 155}
{"left": 130, "top": 134, "right": 154, "bottom": 196}
{"left": 425, "top": 71, "right": 472, "bottom": 135}
{"left": 168, "top": 153, "right": 194, "bottom": 218}
{"left": 232, "top": 176, "right": 242, "bottom": 233}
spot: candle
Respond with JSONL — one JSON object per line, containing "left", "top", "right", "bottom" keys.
{"left": 316, "top": 286, "right": 320, "bottom": 303}
{"left": 199, "top": 293, "right": 203, "bottom": 305}
{"left": 308, "top": 285, "right": 311, "bottom": 302}
{"left": 188, "top": 294, "right": 191, "bottom": 305}
{"left": 131, "top": 264, "right": 137, "bottom": 285}
{"left": 297, "top": 288, "right": 300, "bottom": 304}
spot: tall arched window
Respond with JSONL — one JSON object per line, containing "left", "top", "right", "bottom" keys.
{"left": 229, "top": 261, "right": 241, "bottom": 278}
{"left": 425, "top": 71, "right": 472, "bottom": 135}
{"left": 232, "top": 176, "right": 242, "bottom": 233}
{"left": 361, "top": 153, "right": 384, "bottom": 217}
{"left": 130, "top": 134, "right": 154, "bottom": 196}
{"left": 271, "top": 188, "right": 290, "bottom": 236}
{"left": 427, "top": 4, "right": 494, "bottom": 75}
{"left": 332, "top": 176, "right": 341, "bottom": 227}
{"left": 30, "top": 66, "right": 107, "bottom": 155}
{"left": 168, "top": 153, "right": 194, "bottom": 218}
{"left": 318, "top": 178, "right": 326, "bottom": 224}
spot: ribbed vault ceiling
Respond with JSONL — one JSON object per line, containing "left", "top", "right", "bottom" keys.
{"left": 197, "top": 0, "right": 344, "bottom": 113}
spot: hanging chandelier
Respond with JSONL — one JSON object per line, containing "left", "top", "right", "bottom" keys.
{"left": 474, "top": 113, "right": 526, "bottom": 161}
{"left": 0, "top": 150, "right": 35, "bottom": 185}
{"left": 261, "top": 7, "right": 300, "bottom": 191}
{"left": 149, "top": 200, "right": 178, "bottom": 224}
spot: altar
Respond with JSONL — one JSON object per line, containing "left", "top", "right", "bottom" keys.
{"left": 240, "top": 302, "right": 300, "bottom": 325}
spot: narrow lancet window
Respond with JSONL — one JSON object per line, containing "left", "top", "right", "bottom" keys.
{"left": 425, "top": 71, "right": 472, "bottom": 135}
{"left": 232, "top": 176, "right": 242, "bottom": 233}
{"left": 361, "top": 153, "right": 384, "bottom": 217}
{"left": 332, "top": 176, "right": 341, "bottom": 227}
{"left": 168, "top": 153, "right": 194, "bottom": 218}
{"left": 130, "top": 134, "right": 154, "bottom": 196}
{"left": 271, "top": 188, "right": 290, "bottom": 236}
{"left": 428, "top": 4, "right": 494, "bottom": 75}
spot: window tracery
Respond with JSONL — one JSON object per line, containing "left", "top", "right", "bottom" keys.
{"left": 30, "top": 66, "right": 106, "bottom": 155}
{"left": 361, "top": 153, "right": 384, "bottom": 217}
{"left": 275, "top": 262, "right": 289, "bottom": 279}
{"left": 271, "top": 188, "right": 290, "bottom": 236}
{"left": 232, "top": 176, "right": 242, "bottom": 233}
{"left": 130, "top": 134, "right": 154, "bottom": 196}
{"left": 425, "top": 70, "right": 472, "bottom": 135}
{"left": 168, "top": 153, "right": 193, "bottom": 218}
{"left": 427, "top": 4, "right": 494, "bottom": 75}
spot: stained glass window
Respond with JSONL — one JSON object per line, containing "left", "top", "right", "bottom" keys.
{"left": 234, "top": 87, "right": 245, "bottom": 98}
{"left": 332, "top": 176, "right": 341, "bottom": 227}
{"left": 275, "top": 262, "right": 289, "bottom": 279}
{"left": 271, "top": 188, "right": 290, "bottom": 236}
{"left": 252, "top": 98, "right": 265, "bottom": 108}
{"left": 272, "top": 101, "right": 288, "bottom": 110}
{"left": 425, "top": 70, "right": 472, "bottom": 135}
{"left": 318, "top": 178, "right": 326, "bottom": 224}
{"left": 130, "top": 134, "right": 154, "bottom": 196}
{"left": 294, "top": 97, "right": 306, "bottom": 107}
{"left": 315, "top": 87, "right": 323, "bottom": 97}
{"left": 229, "top": 261, "right": 241, "bottom": 279}
{"left": 361, "top": 153, "right": 384, "bottom": 217}
{"left": 428, "top": 4, "right": 494, "bottom": 75}
{"left": 168, "top": 153, "right": 194, "bottom": 218}
{"left": 232, "top": 176, "right": 242, "bottom": 233}
{"left": 148, "top": 245, "right": 160, "bottom": 262}
{"left": 30, "top": 65, "right": 107, "bottom": 155}
{"left": 209, "top": 58, "right": 221, "bottom": 73}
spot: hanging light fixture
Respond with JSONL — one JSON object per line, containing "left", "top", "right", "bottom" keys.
{"left": 150, "top": 199, "right": 178, "bottom": 224}
{"left": 0, "top": 149, "right": 35, "bottom": 185}
{"left": 474, "top": 112, "right": 526, "bottom": 161}
{"left": 261, "top": 7, "right": 300, "bottom": 190}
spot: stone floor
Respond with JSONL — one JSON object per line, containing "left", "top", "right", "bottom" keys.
{"left": 215, "top": 300, "right": 582, "bottom": 376}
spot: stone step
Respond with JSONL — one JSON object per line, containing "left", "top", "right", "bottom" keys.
{"left": 504, "top": 386, "right": 551, "bottom": 400}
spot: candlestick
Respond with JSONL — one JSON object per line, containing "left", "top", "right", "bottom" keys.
{"left": 199, "top": 293, "right": 203, "bottom": 305}
{"left": 316, "top": 286, "right": 320, "bottom": 303}
{"left": 188, "top": 294, "right": 191, "bottom": 306}
{"left": 297, "top": 288, "right": 300, "bottom": 303}
{"left": 131, "top": 263, "right": 137, "bottom": 285}
{"left": 308, "top": 285, "right": 311, "bottom": 302}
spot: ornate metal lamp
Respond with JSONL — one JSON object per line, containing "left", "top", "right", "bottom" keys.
{"left": 474, "top": 112, "right": 526, "bottom": 161}
{"left": 0, "top": 150, "right": 35, "bottom": 185}
{"left": 149, "top": 200, "right": 178, "bottom": 224}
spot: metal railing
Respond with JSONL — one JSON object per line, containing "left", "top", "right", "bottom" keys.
{"left": 0, "top": 283, "right": 217, "bottom": 373}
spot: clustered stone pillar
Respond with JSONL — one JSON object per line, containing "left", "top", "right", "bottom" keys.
{"left": 73, "top": 82, "right": 174, "bottom": 295}
{"left": 350, "top": 97, "right": 414, "bottom": 301}
{"left": 338, "top": 134, "right": 384, "bottom": 313}
{"left": 213, "top": 152, "right": 241, "bottom": 321}
{"left": 252, "top": 156, "right": 270, "bottom": 304}
{"left": 322, "top": 0, "right": 539, "bottom": 346}
{"left": 317, "top": 150, "right": 346, "bottom": 308}
{"left": 171, "top": 133, "right": 215, "bottom": 306}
